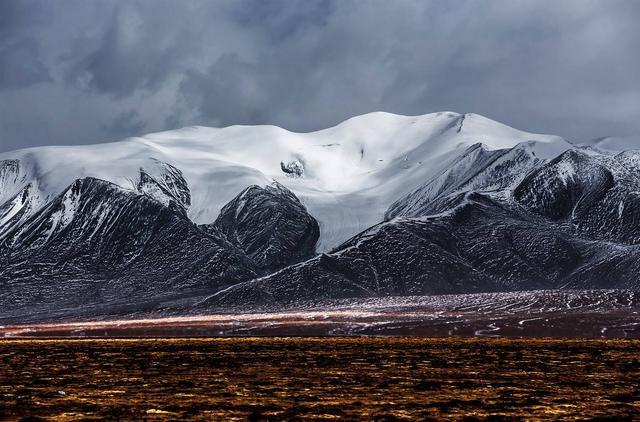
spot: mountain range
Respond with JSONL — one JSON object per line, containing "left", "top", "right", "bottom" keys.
{"left": 1, "top": 111, "right": 640, "bottom": 322}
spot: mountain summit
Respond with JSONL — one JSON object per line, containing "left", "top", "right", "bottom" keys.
{"left": 0, "top": 112, "right": 569, "bottom": 251}
{"left": 1, "top": 112, "right": 639, "bottom": 321}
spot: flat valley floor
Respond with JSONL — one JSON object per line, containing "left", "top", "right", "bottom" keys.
{"left": 1, "top": 338, "right": 639, "bottom": 421}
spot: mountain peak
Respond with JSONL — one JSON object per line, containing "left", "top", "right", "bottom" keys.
{"left": 0, "top": 112, "right": 585, "bottom": 251}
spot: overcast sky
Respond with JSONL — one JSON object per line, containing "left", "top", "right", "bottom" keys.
{"left": 1, "top": 0, "right": 638, "bottom": 152}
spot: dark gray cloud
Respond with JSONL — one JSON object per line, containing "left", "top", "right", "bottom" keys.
{"left": 102, "top": 110, "right": 146, "bottom": 138}
{"left": 0, "top": 0, "right": 639, "bottom": 153}
{"left": 230, "top": 0, "right": 334, "bottom": 42}
{"left": 0, "top": 38, "right": 51, "bottom": 90}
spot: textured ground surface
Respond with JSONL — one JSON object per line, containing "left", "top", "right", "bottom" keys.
{"left": 3, "top": 290, "right": 638, "bottom": 338}
{"left": 0, "top": 337, "right": 639, "bottom": 421}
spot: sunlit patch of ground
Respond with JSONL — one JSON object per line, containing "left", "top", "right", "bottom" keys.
{"left": 0, "top": 337, "right": 639, "bottom": 420}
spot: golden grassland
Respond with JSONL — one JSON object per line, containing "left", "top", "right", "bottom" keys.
{"left": 0, "top": 337, "right": 639, "bottom": 420}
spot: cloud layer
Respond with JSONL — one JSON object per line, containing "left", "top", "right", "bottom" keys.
{"left": 1, "top": 0, "right": 639, "bottom": 152}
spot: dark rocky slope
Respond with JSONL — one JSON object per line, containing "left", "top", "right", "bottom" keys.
{"left": 201, "top": 150, "right": 640, "bottom": 308}
{"left": 207, "top": 182, "right": 319, "bottom": 273}
{"left": 0, "top": 177, "right": 259, "bottom": 315}
{"left": 0, "top": 176, "right": 319, "bottom": 320}
{"left": 515, "top": 149, "right": 640, "bottom": 245}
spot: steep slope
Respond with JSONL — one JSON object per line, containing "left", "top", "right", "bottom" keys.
{"left": 136, "top": 159, "right": 191, "bottom": 211}
{"left": 385, "top": 140, "right": 559, "bottom": 218}
{"left": 0, "top": 183, "right": 44, "bottom": 240}
{"left": 201, "top": 142, "right": 640, "bottom": 309}
{"left": 0, "top": 177, "right": 259, "bottom": 316}
{"left": 0, "top": 159, "right": 25, "bottom": 204}
{"left": 514, "top": 150, "right": 615, "bottom": 221}
{"left": 202, "top": 191, "right": 640, "bottom": 308}
{"left": 0, "top": 177, "right": 328, "bottom": 321}
{"left": 514, "top": 150, "right": 640, "bottom": 244}
{"left": 207, "top": 182, "right": 319, "bottom": 273}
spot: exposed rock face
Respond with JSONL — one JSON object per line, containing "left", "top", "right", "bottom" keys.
{"left": 0, "top": 160, "right": 23, "bottom": 199}
{"left": 0, "top": 177, "right": 258, "bottom": 317}
{"left": 280, "top": 160, "right": 304, "bottom": 177}
{"left": 386, "top": 142, "right": 544, "bottom": 219}
{"left": 0, "top": 176, "right": 321, "bottom": 320}
{"left": 514, "top": 150, "right": 615, "bottom": 221}
{"left": 136, "top": 160, "right": 191, "bottom": 211}
{"left": 208, "top": 182, "right": 319, "bottom": 273}
{"left": 202, "top": 191, "right": 640, "bottom": 309}
{"left": 0, "top": 183, "right": 43, "bottom": 240}
{"left": 515, "top": 150, "right": 640, "bottom": 245}
{"left": 200, "top": 146, "right": 640, "bottom": 309}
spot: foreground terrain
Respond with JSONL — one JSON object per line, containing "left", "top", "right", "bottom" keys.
{"left": 0, "top": 337, "right": 639, "bottom": 420}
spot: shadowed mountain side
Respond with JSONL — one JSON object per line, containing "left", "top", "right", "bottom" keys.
{"left": 515, "top": 150, "right": 640, "bottom": 245}
{"left": 0, "top": 177, "right": 325, "bottom": 320}
{"left": 199, "top": 193, "right": 640, "bottom": 308}
{"left": 0, "top": 177, "right": 259, "bottom": 314}
{"left": 206, "top": 182, "right": 319, "bottom": 273}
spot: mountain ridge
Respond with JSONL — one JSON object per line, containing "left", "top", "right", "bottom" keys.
{"left": 0, "top": 111, "right": 571, "bottom": 251}
{"left": 1, "top": 111, "right": 640, "bottom": 321}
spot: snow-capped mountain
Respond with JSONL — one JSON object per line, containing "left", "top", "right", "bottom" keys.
{"left": 1, "top": 111, "right": 639, "bottom": 321}
{"left": 0, "top": 112, "right": 569, "bottom": 252}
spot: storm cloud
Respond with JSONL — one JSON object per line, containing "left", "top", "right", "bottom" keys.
{"left": 0, "top": 0, "right": 639, "bottom": 152}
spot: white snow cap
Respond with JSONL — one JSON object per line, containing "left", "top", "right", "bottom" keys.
{"left": 0, "top": 111, "right": 572, "bottom": 250}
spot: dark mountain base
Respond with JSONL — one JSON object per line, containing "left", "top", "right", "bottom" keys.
{"left": 3, "top": 290, "right": 639, "bottom": 338}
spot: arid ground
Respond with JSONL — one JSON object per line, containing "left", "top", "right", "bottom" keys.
{"left": 3, "top": 290, "right": 639, "bottom": 339}
{"left": 0, "top": 337, "right": 639, "bottom": 420}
